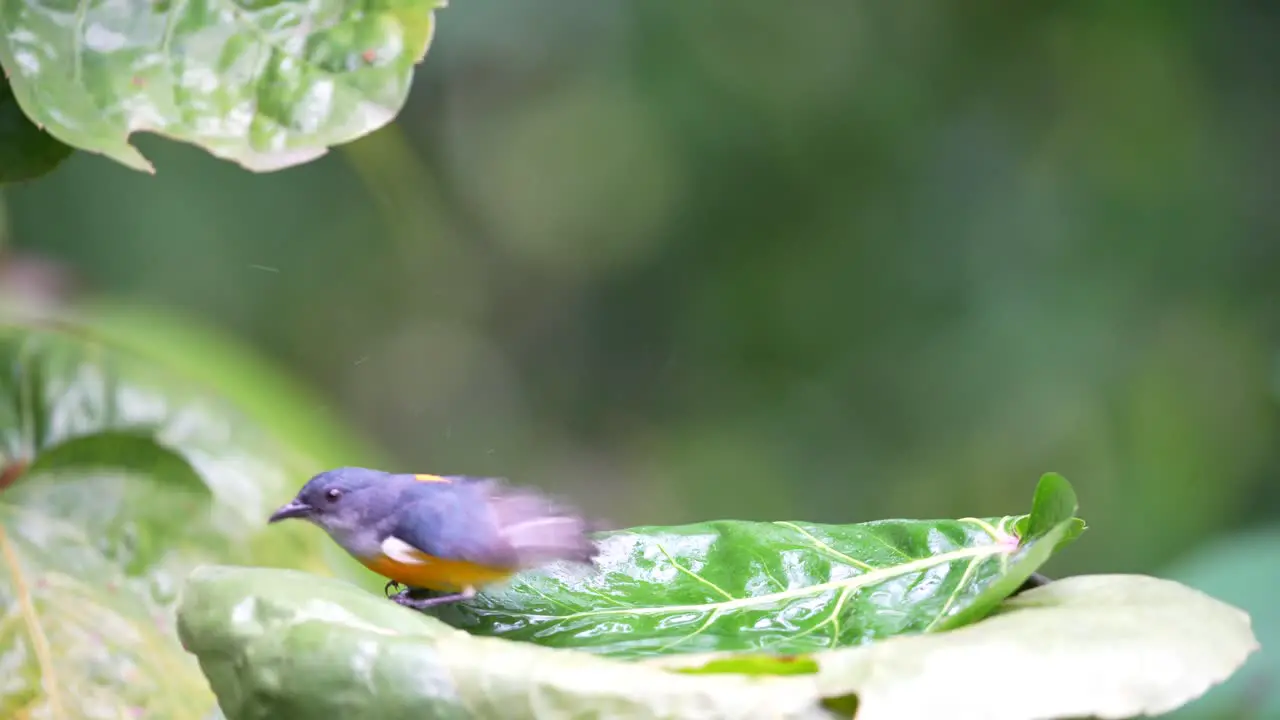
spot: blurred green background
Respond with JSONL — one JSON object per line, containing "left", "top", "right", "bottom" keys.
{"left": 6, "top": 0, "right": 1280, "bottom": 572}
{"left": 1, "top": 4, "right": 1277, "bottom": 707}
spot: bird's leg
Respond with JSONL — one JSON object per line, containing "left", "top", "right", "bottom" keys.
{"left": 391, "top": 585, "right": 477, "bottom": 610}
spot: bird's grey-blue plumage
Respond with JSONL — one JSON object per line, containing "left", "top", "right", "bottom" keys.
{"left": 285, "top": 466, "right": 597, "bottom": 571}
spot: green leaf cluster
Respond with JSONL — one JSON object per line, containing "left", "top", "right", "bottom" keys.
{"left": 0, "top": 319, "right": 367, "bottom": 716}
{"left": 173, "top": 473, "right": 1258, "bottom": 719}
{"left": 0, "top": 318, "right": 1259, "bottom": 719}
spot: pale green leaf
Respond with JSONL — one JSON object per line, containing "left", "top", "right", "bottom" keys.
{"left": 802, "top": 574, "right": 1258, "bottom": 720}
{"left": 179, "top": 567, "right": 1259, "bottom": 720}
{"left": 0, "top": 0, "right": 446, "bottom": 173}
{"left": 177, "top": 565, "right": 832, "bottom": 720}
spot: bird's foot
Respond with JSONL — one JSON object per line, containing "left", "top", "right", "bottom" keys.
{"left": 390, "top": 586, "right": 477, "bottom": 611}
{"left": 383, "top": 580, "right": 402, "bottom": 598}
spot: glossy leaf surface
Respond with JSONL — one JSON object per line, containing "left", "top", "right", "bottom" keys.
{"left": 0, "top": 322, "right": 339, "bottom": 716}
{"left": 0, "top": 76, "right": 73, "bottom": 183}
{"left": 0, "top": 0, "right": 445, "bottom": 173}
{"left": 178, "top": 566, "right": 1258, "bottom": 720}
{"left": 431, "top": 473, "right": 1084, "bottom": 658}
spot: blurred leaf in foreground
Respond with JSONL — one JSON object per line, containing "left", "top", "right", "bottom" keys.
{"left": 0, "top": 76, "right": 73, "bottom": 184}
{"left": 432, "top": 473, "right": 1084, "bottom": 658}
{"left": 0, "top": 0, "right": 446, "bottom": 173}
{"left": 0, "top": 321, "right": 346, "bottom": 715}
{"left": 77, "top": 301, "right": 378, "bottom": 483}
{"left": 75, "top": 301, "right": 388, "bottom": 587}
{"left": 0, "top": 504, "right": 212, "bottom": 718}
{"left": 177, "top": 566, "right": 1257, "bottom": 720}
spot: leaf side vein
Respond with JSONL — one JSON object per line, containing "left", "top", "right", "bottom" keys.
{"left": 923, "top": 555, "right": 981, "bottom": 632}
{"left": 773, "top": 521, "right": 876, "bottom": 571}
{"left": 658, "top": 545, "right": 735, "bottom": 601}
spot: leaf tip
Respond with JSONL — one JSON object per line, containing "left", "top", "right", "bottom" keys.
{"left": 1029, "top": 472, "right": 1079, "bottom": 524}
{"left": 1010, "top": 474, "right": 1086, "bottom": 555}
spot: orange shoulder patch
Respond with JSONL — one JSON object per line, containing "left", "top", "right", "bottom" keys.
{"left": 414, "top": 473, "right": 451, "bottom": 484}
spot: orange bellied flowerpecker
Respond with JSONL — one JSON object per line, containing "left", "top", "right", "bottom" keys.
{"left": 268, "top": 467, "right": 599, "bottom": 610}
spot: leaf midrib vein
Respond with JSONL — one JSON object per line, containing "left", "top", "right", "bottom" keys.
{"left": 511, "top": 543, "right": 1013, "bottom": 621}
{"left": 658, "top": 546, "right": 734, "bottom": 601}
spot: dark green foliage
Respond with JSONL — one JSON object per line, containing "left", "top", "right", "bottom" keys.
{"left": 0, "top": 78, "right": 72, "bottom": 184}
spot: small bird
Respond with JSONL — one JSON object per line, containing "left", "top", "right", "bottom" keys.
{"left": 268, "top": 467, "right": 599, "bottom": 610}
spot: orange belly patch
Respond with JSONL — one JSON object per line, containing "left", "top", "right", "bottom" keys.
{"left": 361, "top": 553, "right": 513, "bottom": 592}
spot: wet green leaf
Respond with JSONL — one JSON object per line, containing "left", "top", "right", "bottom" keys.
{"left": 431, "top": 473, "right": 1084, "bottom": 658}
{"left": 0, "top": 76, "right": 73, "bottom": 184}
{"left": 0, "top": 0, "right": 446, "bottom": 174}
{"left": 0, "top": 321, "right": 341, "bottom": 715}
{"left": 177, "top": 567, "right": 1258, "bottom": 720}
{"left": 0, "top": 504, "right": 213, "bottom": 718}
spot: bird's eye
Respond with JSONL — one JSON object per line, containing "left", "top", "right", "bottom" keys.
{"left": 325, "top": 488, "right": 342, "bottom": 502}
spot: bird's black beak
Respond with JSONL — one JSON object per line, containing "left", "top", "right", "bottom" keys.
{"left": 268, "top": 499, "right": 312, "bottom": 523}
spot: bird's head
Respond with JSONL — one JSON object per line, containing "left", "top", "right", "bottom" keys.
{"left": 268, "top": 466, "right": 400, "bottom": 536}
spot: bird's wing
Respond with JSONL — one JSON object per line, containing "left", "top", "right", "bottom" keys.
{"left": 482, "top": 483, "right": 599, "bottom": 567}
{"left": 381, "top": 477, "right": 597, "bottom": 570}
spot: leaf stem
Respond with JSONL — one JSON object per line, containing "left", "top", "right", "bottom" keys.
{"left": 0, "top": 524, "right": 66, "bottom": 719}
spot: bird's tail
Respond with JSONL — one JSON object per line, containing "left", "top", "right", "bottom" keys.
{"left": 488, "top": 486, "right": 601, "bottom": 568}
